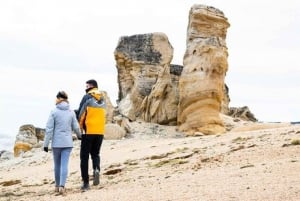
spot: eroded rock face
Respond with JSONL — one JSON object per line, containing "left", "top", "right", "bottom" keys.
{"left": 221, "top": 84, "right": 230, "bottom": 114}
{"left": 114, "top": 32, "right": 180, "bottom": 125}
{"left": 101, "top": 91, "right": 116, "bottom": 123}
{"left": 0, "top": 150, "right": 14, "bottom": 161}
{"left": 228, "top": 106, "right": 257, "bottom": 122}
{"left": 14, "top": 124, "right": 45, "bottom": 157}
{"left": 178, "top": 5, "right": 230, "bottom": 135}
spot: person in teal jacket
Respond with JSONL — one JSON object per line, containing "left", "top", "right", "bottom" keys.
{"left": 43, "top": 91, "right": 81, "bottom": 196}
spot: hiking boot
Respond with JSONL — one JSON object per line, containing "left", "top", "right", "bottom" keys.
{"left": 81, "top": 183, "right": 90, "bottom": 192}
{"left": 59, "top": 186, "right": 66, "bottom": 196}
{"left": 93, "top": 169, "right": 100, "bottom": 185}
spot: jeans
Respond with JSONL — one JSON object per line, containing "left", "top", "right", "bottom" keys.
{"left": 52, "top": 147, "right": 72, "bottom": 187}
{"left": 80, "top": 135, "right": 103, "bottom": 183}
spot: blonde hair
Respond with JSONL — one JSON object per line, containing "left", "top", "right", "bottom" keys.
{"left": 56, "top": 98, "right": 69, "bottom": 104}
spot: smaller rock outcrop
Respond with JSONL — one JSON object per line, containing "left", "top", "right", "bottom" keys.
{"left": 0, "top": 150, "right": 14, "bottom": 161}
{"left": 104, "top": 123, "right": 127, "bottom": 140}
{"left": 228, "top": 106, "right": 257, "bottom": 122}
{"left": 14, "top": 124, "right": 45, "bottom": 157}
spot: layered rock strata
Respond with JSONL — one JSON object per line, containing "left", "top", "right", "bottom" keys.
{"left": 178, "top": 5, "right": 230, "bottom": 135}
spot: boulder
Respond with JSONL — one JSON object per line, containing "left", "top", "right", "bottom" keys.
{"left": 13, "top": 124, "right": 45, "bottom": 157}
{"left": 104, "top": 123, "right": 127, "bottom": 140}
{"left": 114, "top": 32, "right": 179, "bottom": 126}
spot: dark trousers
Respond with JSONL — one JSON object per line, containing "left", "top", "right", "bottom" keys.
{"left": 80, "top": 134, "right": 103, "bottom": 183}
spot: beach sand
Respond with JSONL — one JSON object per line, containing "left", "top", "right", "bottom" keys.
{"left": 1, "top": 122, "right": 300, "bottom": 201}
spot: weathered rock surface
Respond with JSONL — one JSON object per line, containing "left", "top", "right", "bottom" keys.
{"left": 222, "top": 84, "right": 230, "bottom": 114}
{"left": 0, "top": 150, "right": 14, "bottom": 161}
{"left": 228, "top": 106, "right": 257, "bottom": 122}
{"left": 178, "top": 5, "right": 230, "bottom": 135}
{"left": 101, "top": 91, "right": 116, "bottom": 123}
{"left": 104, "top": 123, "right": 127, "bottom": 140}
{"left": 13, "top": 124, "right": 45, "bottom": 157}
{"left": 114, "top": 32, "right": 180, "bottom": 125}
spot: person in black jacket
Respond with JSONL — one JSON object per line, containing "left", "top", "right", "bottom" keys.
{"left": 76, "top": 79, "right": 106, "bottom": 191}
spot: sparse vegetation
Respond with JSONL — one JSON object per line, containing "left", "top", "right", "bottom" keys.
{"left": 232, "top": 136, "right": 252, "bottom": 143}
{"left": 153, "top": 159, "right": 188, "bottom": 168}
{"left": 291, "top": 139, "right": 300, "bottom": 145}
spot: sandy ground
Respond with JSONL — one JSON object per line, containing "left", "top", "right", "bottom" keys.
{"left": 1, "top": 122, "right": 300, "bottom": 201}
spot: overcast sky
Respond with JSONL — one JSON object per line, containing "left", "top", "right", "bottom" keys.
{"left": 0, "top": 0, "right": 300, "bottom": 140}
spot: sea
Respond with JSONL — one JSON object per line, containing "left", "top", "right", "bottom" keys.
{"left": 0, "top": 133, "right": 15, "bottom": 152}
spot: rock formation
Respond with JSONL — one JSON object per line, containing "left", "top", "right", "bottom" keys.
{"left": 104, "top": 123, "right": 127, "bottom": 140}
{"left": 221, "top": 84, "right": 230, "bottom": 114}
{"left": 13, "top": 4, "right": 257, "bottom": 145}
{"left": 14, "top": 124, "right": 45, "bottom": 157}
{"left": 228, "top": 106, "right": 257, "bottom": 122}
{"left": 101, "top": 91, "right": 116, "bottom": 123}
{"left": 177, "top": 5, "right": 230, "bottom": 135}
{"left": 0, "top": 150, "right": 13, "bottom": 161}
{"left": 114, "top": 32, "right": 180, "bottom": 125}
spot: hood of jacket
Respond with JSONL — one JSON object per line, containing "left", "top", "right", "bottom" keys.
{"left": 56, "top": 101, "right": 70, "bottom": 110}
{"left": 87, "top": 88, "right": 101, "bottom": 101}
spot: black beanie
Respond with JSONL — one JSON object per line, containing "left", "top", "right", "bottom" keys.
{"left": 56, "top": 91, "right": 68, "bottom": 99}
{"left": 86, "top": 79, "right": 98, "bottom": 88}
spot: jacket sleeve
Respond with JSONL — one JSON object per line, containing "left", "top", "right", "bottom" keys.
{"left": 78, "top": 99, "right": 89, "bottom": 131}
{"left": 43, "top": 111, "right": 55, "bottom": 147}
{"left": 76, "top": 94, "right": 90, "bottom": 120}
{"left": 71, "top": 111, "right": 82, "bottom": 139}
{"left": 78, "top": 94, "right": 92, "bottom": 130}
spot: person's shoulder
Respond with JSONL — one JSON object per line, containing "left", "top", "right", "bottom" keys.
{"left": 81, "top": 93, "right": 92, "bottom": 101}
{"left": 49, "top": 108, "right": 57, "bottom": 116}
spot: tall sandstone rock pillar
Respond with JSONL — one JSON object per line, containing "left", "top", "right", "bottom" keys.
{"left": 178, "top": 5, "right": 230, "bottom": 135}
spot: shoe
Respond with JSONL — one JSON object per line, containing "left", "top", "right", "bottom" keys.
{"left": 93, "top": 169, "right": 100, "bottom": 185}
{"left": 59, "top": 186, "right": 66, "bottom": 196}
{"left": 81, "top": 183, "right": 90, "bottom": 192}
{"left": 54, "top": 186, "right": 59, "bottom": 193}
